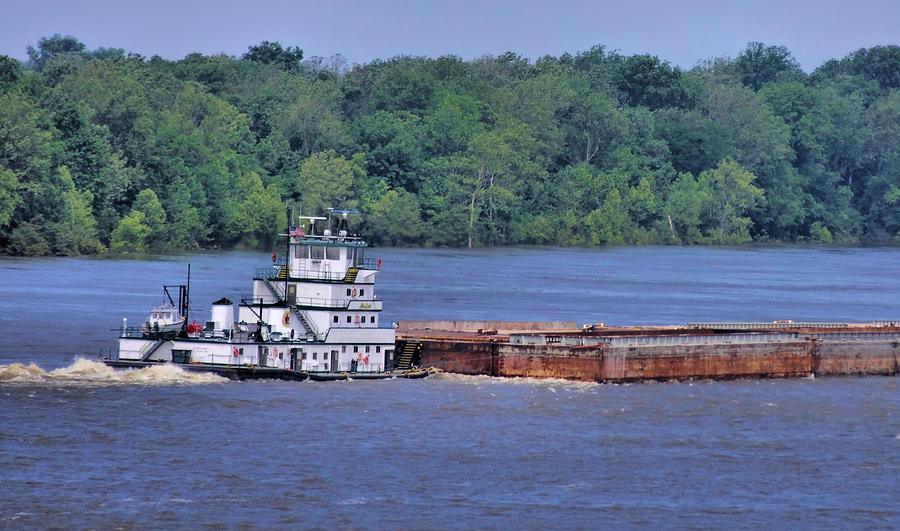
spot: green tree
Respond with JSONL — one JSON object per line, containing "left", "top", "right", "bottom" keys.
{"left": 131, "top": 188, "right": 167, "bottom": 248}
{"left": 367, "top": 189, "right": 424, "bottom": 245}
{"left": 110, "top": 210, "right": 151, "bottom": 253}
{"left": 0, "top": 167, "right": 20, "bottom": 230}
{"left": 699, "top": 159, "right": 765, "bottom": 243}
{"left": 243, "top": 41, "right": 303, "bottom": 72}
{"left": 26, "top": 34, "right": 86, "bottom": 71}
{"left": 0, "top": 55, "right": 22, "bottom": 87}
{"left": 49, "top": 167, "right": 104, "bottom": 254}
{"left": 296, "top": 150, "right": 358, "bottom": 214}
{"left": 733, "top": 42, "right": 804, "bottom": 91}
{"left": 560, "top": 91, "right": 626, "bottom": 166}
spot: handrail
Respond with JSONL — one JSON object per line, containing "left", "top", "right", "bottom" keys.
{"left": 298, "top": 308, "right": 321, "bottom": 340}
{"left": 254, "top": 258, "right": 381, "bottom": 282}
{"left": 240, "top": 294, "right": 369, "bottom": 309}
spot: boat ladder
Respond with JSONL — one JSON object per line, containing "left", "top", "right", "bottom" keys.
{"left": 139, "top": 339, "right": 166, "bottom": 361}
{"left": 395, "top": 340, "right": 422, "bottom": 370}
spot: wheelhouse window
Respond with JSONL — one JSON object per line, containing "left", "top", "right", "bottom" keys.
{"left": 352, "top": 247, "right": 365, "bottom": 265}
{"left": 326, "top": 246, "right": 340, "bottom": 260}
{"left": 295, "top": 245, "right": 310, "bottom": 259}
{"left": 310, "top": 246, "right": 325, "bottom": 260}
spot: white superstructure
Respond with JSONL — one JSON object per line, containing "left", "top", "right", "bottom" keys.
{"left": 116, "top": 210, "right": 395, "bottom": 374}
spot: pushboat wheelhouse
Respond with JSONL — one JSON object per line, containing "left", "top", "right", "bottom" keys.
{"left": 103, "top": 209, "right": 420, "bottom": 380}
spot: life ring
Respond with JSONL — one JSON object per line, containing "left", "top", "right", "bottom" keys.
{"left": 351, "top": 288, "right": 358, "bottom": 297}
{"left": 282, "top": 311, "right": 290, "bottom": 326}
{"left": 232, "top": 346, "right": 240, "bottom": 357}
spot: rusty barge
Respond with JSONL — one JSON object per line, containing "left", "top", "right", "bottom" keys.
{"left": 394, "top": 320, "right": 900, "bottom": 382}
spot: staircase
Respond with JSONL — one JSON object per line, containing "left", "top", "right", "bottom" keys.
{"left": 344, "top": 267, "right": 359, "bottom": 283}
{"left": 264, "top": 279, "right": 320, "bottom": 340}
{"left": 294, "top": 308, "right": 321, "bottom": 340}
{"left": 394, "top": 340, "right": 422, "bottom": 371}
{"left": 139, "top": 339, "right": 166, "bottom": 361}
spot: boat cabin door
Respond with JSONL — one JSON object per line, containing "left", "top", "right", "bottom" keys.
{"left": 258, "top": 346, "right": 268, "bottom": 366}
{"left": 286, "top": 284, "right": 297, "bottom": 305}
{"left": 330, "top": 350, "right": 338, "bottom": 372}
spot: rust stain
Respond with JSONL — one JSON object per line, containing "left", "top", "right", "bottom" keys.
{"left": 405, "top": 322, "right": 900, "bottom": 383}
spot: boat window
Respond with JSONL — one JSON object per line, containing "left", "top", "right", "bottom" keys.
{"left": 353, "top": 346, "right": 358, "bottom": 353}
{"left": 295, "top": 245, "right": 310, "bottom": 259}
{"left": 326, "top": 247, "right": 340, "bottom": 260}
{"left": 310, "top": 246, "right": 325, "bottom": 260}
{"left": 333, "top": 315, "right": 338, "bottom": 323}
{"left": 312, "top": 352, "right": 317, "bottom": 360}
{"left": 346, "top": 316, "right": 351, "bottom": 323}
{"left": 365, "top": 346, "right": 370, "bottom": 353}
{"left": 376, "top": 346, "right": 381, "bottom": 353}
{"left": 346, "top": 288, "right": 351, "bottom": 296}
{"left": 372, "top": 317, "right": 377, "bottom": 326}
{"left": 360, "top": 316, "right": 366, "bottom": 323}
{"left": 359, "top": 289, "right": 365, "bottom": 297}
{"left": 342, "top": 345, "right": 346, "bottom": 353}
{"left": 356, "top": 248, "right": 365, "bottom": 265}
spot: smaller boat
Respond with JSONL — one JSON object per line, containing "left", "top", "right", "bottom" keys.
{"left": 140, "top": 286, "right": 187, "bottom": 334}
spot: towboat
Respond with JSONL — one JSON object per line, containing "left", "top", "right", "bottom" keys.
{"left": 100, "top": 209, "right": 435, "bottom": 381}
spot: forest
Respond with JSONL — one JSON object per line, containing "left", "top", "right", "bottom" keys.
{"left": 0, "top": 36, "right": 898, "bottom": 255}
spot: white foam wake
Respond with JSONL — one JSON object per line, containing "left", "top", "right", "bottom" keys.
{"left": 0, "top": 359, "right": 226, "bottom": 386}
{"left": 430, "top": 371, "right": 601, "bottom": 391}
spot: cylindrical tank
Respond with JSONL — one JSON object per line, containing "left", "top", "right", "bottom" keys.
{"left": 210, "top": 297, "right": 234, "bottom": 330}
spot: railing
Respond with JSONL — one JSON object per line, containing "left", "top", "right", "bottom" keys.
{"left": 240, "top": 294, "right": 358, "bottom": 309}
{"left": 303, "top": 362, "right": 385, "bottom": 373}
{"left": 253, "top": 258, "right": 381, "bottom": 282}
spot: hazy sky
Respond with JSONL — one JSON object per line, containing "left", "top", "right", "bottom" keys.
{"left": 2, "top": 0, "right": 898, "bottom": 71}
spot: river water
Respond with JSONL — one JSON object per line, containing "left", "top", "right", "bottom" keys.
{"left": 1, "top": 246, "right": 899, "bottom": 528}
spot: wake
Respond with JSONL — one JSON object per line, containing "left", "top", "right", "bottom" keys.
{"left": 0, "top": 359, "right": 226, "bottom": 386}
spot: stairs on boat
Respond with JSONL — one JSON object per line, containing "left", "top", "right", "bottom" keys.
{"left": 263, "top": 278, "right": 320, "bottom": 340}
{"left": 294, "top": 308, "right": 321, "bottom": 340}
{"left": 394, "top": 340, "right": 422, "bottom": 371}
{"left": 139, "top": 339, "right": 166, "bottom": 361}
{"left": 344, "top": 267, "right": 359, "bottom": 283}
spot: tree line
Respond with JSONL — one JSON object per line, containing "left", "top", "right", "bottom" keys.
{"left": 0, "top": 36, "right": 898, "bottom": 255}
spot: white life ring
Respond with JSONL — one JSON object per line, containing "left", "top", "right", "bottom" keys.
{"left": 282, "top": 311, "right": 290, "bottom": 326}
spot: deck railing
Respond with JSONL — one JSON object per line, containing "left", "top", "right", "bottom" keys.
{"left": 254, "top": 258, "right": 381, "bottom": 282}
{"left": 240, "top": 294, "right": 358, "bottom": 309}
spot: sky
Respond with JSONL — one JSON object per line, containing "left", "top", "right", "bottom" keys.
{"left": 1, "top": 0, "right": 898, "bottom": 71}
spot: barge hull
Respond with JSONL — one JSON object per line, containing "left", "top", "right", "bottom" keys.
{"left": 403, "top": 322, "right": 900, "bottom": 382}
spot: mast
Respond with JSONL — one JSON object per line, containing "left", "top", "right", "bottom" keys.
{"left": 284, "top": 206, "right": 291, "bottom": 306}
{"left": 184, "top": 263, "right": 191, "bottom": 331}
